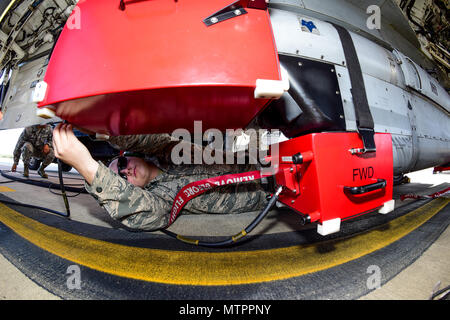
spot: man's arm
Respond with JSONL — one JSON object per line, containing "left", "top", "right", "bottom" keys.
{"left": 53, "top": 124, "right": 170, "bottom": 230}
{"left": 52, "top": 124, "right": 98, "bottom": 184}
{"left": 108, "top": 134, "right": 179, "bottom": 156}
{"left": 108, "top": 134, "right": 220, "bottom": 165}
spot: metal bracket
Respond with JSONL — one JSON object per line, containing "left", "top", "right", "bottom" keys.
{"left": 356, "top": 127, "right": 376, "bottom": 154}
{"left": 119, "top": 0, "right": 125, "bottom": 11}
{"left": 203, "top": 1, "right": 248, "bottom": 26}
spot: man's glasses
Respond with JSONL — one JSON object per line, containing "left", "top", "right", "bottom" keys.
{"left": 117, "top": 156, "right": 128, "bottom": 180}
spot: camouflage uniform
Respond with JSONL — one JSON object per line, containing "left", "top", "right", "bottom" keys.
{"left": 13, "top": 124, "right": 55, "bottom": 170}
{"left": 85, "top": 134, "right": 271, "bottom": 231}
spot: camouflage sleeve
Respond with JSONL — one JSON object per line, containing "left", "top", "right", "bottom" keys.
{"left": 107, "top": 133, "right": 257, "bottom": 167}
{"left": 13, "top": 129, "right": 27, "bottom": 164}
{"left": 107, "top": 134, "right": 178, "bottom": 154}
{"left": 108, "top": 134, "right": 229, "bottom": 165}
{"left": 84, "top": 162, "right": 171, "bottom": 231}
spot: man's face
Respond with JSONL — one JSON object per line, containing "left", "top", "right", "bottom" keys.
{"left": 109, "top": 156, "right": 152, "bottom": 188}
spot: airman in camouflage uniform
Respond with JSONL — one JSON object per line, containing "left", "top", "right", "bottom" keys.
{"left": 85, "top": 134, "right": 272, "bottom": 231}
{"left": 12, "top": 124, "right": 54, "bottom": 178}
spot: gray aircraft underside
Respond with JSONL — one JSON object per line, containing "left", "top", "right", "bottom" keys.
{"left": 0, "top": 0, "right": 449, "bottom": 176}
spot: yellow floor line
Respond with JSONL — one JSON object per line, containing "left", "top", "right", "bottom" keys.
{"left": 0, "top": 186, "right": 15, "bottom": 192}
{"left": 0, "top": 198, "right": 448, "bottom": 286}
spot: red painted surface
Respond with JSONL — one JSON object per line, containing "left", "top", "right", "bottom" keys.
{"left": 433, "top": 165, "right": 450, "bottom": 173}
{"left": 38, "top": 0, "right": 280, "bottom": 135}
{"left": 275, "top": 133, "right": 394, "bottom": 223}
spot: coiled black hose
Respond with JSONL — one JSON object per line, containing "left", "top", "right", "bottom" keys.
{"left": 161, "top": 186, "right": 283, "bottom": 247}
{"left": 57, "top": 158, "right": 70, "bottom": 217}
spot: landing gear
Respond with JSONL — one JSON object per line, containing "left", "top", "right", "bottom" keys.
{"left": 394, "top": 174, "right": 410, "bottom": 186}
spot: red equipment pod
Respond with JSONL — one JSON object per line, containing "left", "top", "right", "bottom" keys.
{"left": 275, "top": 132, "right": 394, "bottom": 236}
{"left": 36, "top": 0, "right": 280, "bottom": 135}
{"left": 433, "top": 165, "right": 450, "bottom": 173}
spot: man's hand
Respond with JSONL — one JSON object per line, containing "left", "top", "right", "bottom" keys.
{"left": 43, "top": 144, "right": 50, "bottom": 154}
{"left": 11, "top": 163, "right": 17, "bottom": 172}
{"left": 53, "top": 123, "right": 99, "bottom": 184}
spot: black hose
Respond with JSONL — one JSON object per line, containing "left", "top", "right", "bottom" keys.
{"left": 161, "top": 186, "right": 283, "bottom": 247}
{"left": 0, "top": 169, "right": 87, "bottom": 194}
{"left": 0, "top": 198, "right": 69, "bottom": 217}
{"left": 0, "top": 180, "right": 16, "bottom": 184}
{"left": 57, "top": 159, "right": 70, "bottom": 218}
{"left": 48, "top": 184, "right": 83, "bottom": 197}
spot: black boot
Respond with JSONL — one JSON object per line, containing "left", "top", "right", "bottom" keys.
{"left": 23, "top": 166, "right": 29, "bottom": 178}
{"left": 37, "top": 166, "right": 48, "bottom": 179}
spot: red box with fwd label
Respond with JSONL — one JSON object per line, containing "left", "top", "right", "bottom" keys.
{"left": 274, "top": 132, "right": 394, "bottom": 235}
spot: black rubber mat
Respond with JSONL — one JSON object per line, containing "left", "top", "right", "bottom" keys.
{"left": 0, "top": 192, "right": 448, "bottom": 300}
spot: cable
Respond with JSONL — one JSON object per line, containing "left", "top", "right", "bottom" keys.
{"left": 57, "top": 158, "right": 70, "bottom": 217}
{"left": 0, "top": 169, "right": 87, "bottom": 194}
{"left": 161, "top": 186, "right": 283, "bottom": 247}
{"left": 0, "top": 180, "right": 16, "bottom": 184}
{"left": 0, "top": 198, "right": 69, "bottom": 217}
{"left": 48, "top": 183, "right": 83, "bottom": 197}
